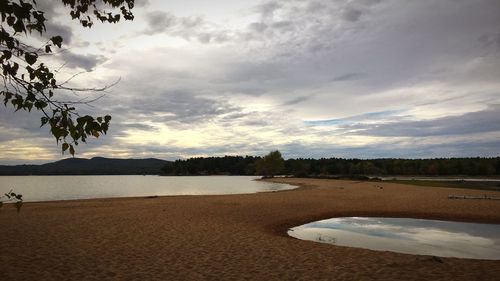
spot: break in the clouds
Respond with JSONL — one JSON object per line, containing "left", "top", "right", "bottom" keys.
{"left": 1, "top": 0, "right": 500, "bottom": 164}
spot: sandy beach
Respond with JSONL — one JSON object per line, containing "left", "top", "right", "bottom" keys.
{"left": 1, "top": 178, "right": 500, "bottom": 280}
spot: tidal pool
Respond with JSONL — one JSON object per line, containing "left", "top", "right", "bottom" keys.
{"left": 288, "top": 217, "right": 500, "bottom": 260}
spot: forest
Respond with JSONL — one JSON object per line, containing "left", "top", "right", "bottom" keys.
{"left": 162, "top": 155, "right": 500, "bottom": 177}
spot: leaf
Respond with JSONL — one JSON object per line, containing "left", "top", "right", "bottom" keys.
{"left": 69, "top": 145, "right": 75, "bottom": 156}
{"left": 40, "top": 117, "right": 49, "bottom": 127}
{"left": 26, "top": 102, "right": 33, "bottom": 112}
{"left": 62, "top": 143, "right": 69, "bottom": 153}
{"left": 2, "top": 50, "right": 12, "bottom": 60}
{"left": 2, "top": 92, "right": 13, "bottom": 105}
{"left": 6, "top": 16, "right": 15, "bottom": 26}
{"left": 50, "top": 36, "right": 63, "bottom": 48}
{"left": 13, "top": 19, "right": 25, "bottom": 33}
{"left": 25, "top": 53, "right": 38, "bottom": 65}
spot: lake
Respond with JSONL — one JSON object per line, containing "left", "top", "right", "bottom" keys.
{"left": 0, "top": 176, "right": 295, "bottom": 202}
{"left": 288, "top": 217, "right": 500, "bottom": 260}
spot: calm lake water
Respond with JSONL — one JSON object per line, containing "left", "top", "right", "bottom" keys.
{"left": 288, "top": 217, "right": 500, "bottom": 260}
{"left": 0, "top": 176, "right": 295, "bottom": 202}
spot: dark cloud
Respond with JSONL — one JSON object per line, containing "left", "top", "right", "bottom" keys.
{"left": 479, "top": 32, "right": 500, "bottom": 51}
{"left": 279, "top": 139, "right": 500, "bottom": 159}
{"left": 28, "top": 1, "right": 74, "bottom": 44}
{"left": 123, "top": 90, "right": 242, "bottom": 125}
{"left": 142, "top": 11, "right": 232, "bottom": 44}
{"left": 248, "top": 22, "right": 268, "bottom": 33}
{"left": 282, "top": 96, "right": 313, "bottom": 106}
{"left": 35, "top": 0, "right": 60, "bottom": 18}
{"left": 345, "top": 106, "right": 500, "bottom": 137}
{"left": 119, "top": 123, "right": 158, "bottom": 131}
{"left": 44, "top": 21, "right": 74, "bottom": 43}
{"left": 342, "top": 8, "right": 363, "bottom": 22}
{"left": 307, "top": 110, "right": 404, "bottom": 126}
{"left": 145, "top": 11, "right": 177, "bottom": 34}
{"left": 135, "top": 0, "right": 150, "bottom": 8}
{"left": 256, "top": 1, "right": 282, "bottom": 20}
{"left": 332, "top": 73, "right": 364, "bottom": 82}
{"left": 59, "top": 51, "right": 107, "bottom": 71}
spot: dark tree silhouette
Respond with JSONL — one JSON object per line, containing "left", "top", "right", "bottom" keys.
{"left": 162, "top": 155, "right": 500, "bottom": 177}
{"left": 255, "top": 150, "right": 285, "bottom": 178}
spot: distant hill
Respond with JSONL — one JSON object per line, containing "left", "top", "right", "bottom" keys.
{"left": 0, "top": 157, "right": 170, "bottom": 175}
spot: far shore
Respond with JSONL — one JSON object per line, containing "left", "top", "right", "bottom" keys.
{"left": 1, "top": 178, "right": 500, "bottom": 280}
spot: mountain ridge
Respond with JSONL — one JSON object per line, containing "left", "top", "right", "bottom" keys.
{"left": 0, "top": 157, "right": 170, "bottom": 175}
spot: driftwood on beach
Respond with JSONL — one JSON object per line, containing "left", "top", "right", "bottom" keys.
{"left": 448, "top": 195, "right": 500, "bottom": 200}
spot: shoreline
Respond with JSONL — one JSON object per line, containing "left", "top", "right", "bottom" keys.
{"left": 1, "top": 178, "right": 500, "bottom": 280}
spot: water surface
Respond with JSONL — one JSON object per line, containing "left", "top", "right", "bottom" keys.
{"left": 0, "top": 176, "right": 294, "bottom": 202}
{"left": 289, "top": 217, "right": 500, "bottom": 260}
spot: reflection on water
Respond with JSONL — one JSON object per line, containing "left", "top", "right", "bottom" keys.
{"left": 288, "top": 217, "right": 500, "bottom": 260}
{"left": 0, "top": 176, "right": 295, "bottom": 202}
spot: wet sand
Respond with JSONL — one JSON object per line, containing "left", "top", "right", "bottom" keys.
{"left": 1, "top": 178, "right": 500, "bottom": 280}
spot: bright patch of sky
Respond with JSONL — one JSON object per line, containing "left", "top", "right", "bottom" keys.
{"left": 1, "top": 0, "right": 500, "bottom": 164}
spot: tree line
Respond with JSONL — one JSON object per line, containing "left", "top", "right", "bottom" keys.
{"left": 162, "top": 152, "right": 500, "bottom": 177}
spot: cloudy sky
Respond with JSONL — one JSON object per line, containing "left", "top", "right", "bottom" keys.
{"left": 1, "top": 0, "right": 500, "bottom": 164}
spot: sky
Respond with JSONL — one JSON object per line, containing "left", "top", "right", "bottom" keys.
{"left": 1, "top": 0, "right": 500, "bottom": 164}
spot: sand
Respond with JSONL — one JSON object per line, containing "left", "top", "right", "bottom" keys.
{"left": 1, "top": 178, "right": 500, "bottom": 280}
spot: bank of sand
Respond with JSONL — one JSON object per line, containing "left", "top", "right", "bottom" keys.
{"left": 1, "top": 178, "right": 500, "bottom": 280}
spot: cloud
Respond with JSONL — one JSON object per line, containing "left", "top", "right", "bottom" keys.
{"left": 59, "top": 51, "right": 107, "bottom": 71}
{"left": 44, "top": 21, "right": 74, "bottom": 43}
{"left": 255, "top": 1, "right": 282, "bottom": 20}
{"left": 307, "top": 110, "right": 405, "bottom": 126}
{"left": 144, "top": 11, "right": 177, "bottom": 34}
{"left": 344, "top": 106, "right": 500, "bottom": 137}
{"left": 2, "top": 0, "right": 500, "bottom": 163}
{"left": 332, "top": 73, "right": 365, "bottom": 82}
{"left": 282, "top": 96, "right": 314, "bottom": 106}
{"left": 342, "top": 7, "right": 363, "bottom": 22}
{"left": 135, "top": 0, "right": 150, "bottom": 8}
{"left": 112, "top": 89, "right": 243, "bottom": 127}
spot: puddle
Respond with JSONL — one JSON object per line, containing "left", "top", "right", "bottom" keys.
{"left": 288, "top": 217, "right": 500, "bottom": 260}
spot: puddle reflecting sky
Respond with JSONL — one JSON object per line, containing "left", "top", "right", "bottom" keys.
{"left": 288, "top": 217, "right": 500, "bottom": 260}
